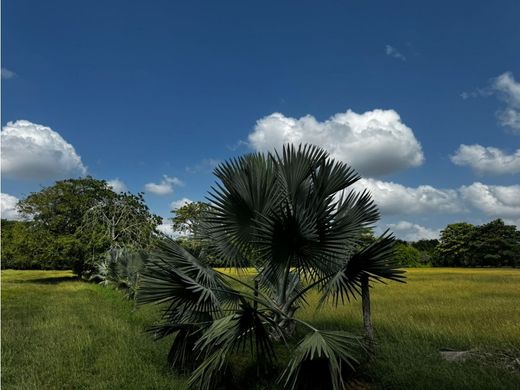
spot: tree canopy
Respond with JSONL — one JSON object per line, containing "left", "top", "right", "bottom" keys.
{"left": 2, "top": 177, "right": 162, "bottom": 275}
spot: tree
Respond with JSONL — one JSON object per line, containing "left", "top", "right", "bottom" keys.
{"left": 434, "top": 222, "right": 476, "bottom": 266}
{"left": 138, "top": 144, "right": 404, "bottom": 389}
{"left": 394, "top": 242, "right": 422, "bottom": 267}
{"left": 79, "top": 191, "right": 161, "bottom": 277}
{"left": 11, "top": 177, "right": 161, "bottom": 275}
{"left": 18, "top": 176, "right": 115, "bottom": 236}
{"left": 79, "top": 191, "right": 162, "bottom": 274}
{"left": 171, "top": 201, "right": 209, "bottom": 236}
{"left": 470, "top": 219, "right": 520, "bottom": 267}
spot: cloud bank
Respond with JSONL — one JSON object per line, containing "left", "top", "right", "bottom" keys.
{"left": 354, "top": 178, "right": 462, "bottom": 215}
{"left": 451, "top": 144, "right": 520, "bottom": 175}
{"left": 387, "top": 221, "right": 440, "bottom": 241}
{"left": 249, "top": 109, "right": 424, "bottom": 177}
{"left": 493, "top": 72, "right": 520, "bottom": 132}
{"left": 1, "top": 120, "right": 86, "bottom": 180}
{"left": 1, "top": 193, "right": 23, "bottom": 221}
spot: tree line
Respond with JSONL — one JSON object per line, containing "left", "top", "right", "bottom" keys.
{"left": 391, "top": 219, "right": 520, "bottom": 267}
{"left": 2, "top": 178, "right": 519, "bottom": 272}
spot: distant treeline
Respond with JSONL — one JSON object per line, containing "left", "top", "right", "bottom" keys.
{"left": 2, "top": 177, "right": 519, "bottom": 270}
{"left": 392, "top": 219, "right": 520, "bottom": 268}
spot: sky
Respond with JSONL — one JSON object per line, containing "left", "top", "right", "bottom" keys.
{"left": 2, "top": 0, "right": 520, "bottom": 240}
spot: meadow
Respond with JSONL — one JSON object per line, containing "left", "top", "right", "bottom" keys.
{"left": 2, "top": 268, "right": 519, "bottom": 389}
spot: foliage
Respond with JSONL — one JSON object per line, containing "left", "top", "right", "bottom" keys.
{"left": 2, "top": 177, "right": 161, "bottom": 275}
{"left": 469, "top": 219, "right": 520, "bottom": 267}
{"left": 18, "top": 176, "right": 115, "bottom": 236}
{"left": 139, "top": 144, "right": 404, "bottom": 389}
{"left": 79, "top": 191, "right": 161, "bottom": 275}
{"left": 393, "top": 242, "right": 423, "bottom": 267}
{"left": 1, "top": 219, "right": 81, "bottom": 270}
{"left": 433, "top": 220, "right": 520, "bottom": 267}
{"left": 433, "top": 223, "right": 476, "bottom": 266}
{"left": 171, "top": 201, "right": 210, "bottom": 236}
{"left": 91, "top": 248, "right": 148, "bottom": 298}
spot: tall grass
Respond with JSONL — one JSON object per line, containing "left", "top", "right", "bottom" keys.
{"left": 2, "top": 268, "right": 519, "bottom": 389}
{"left": 1, "top": 270, "right": 186, "bottom": 390}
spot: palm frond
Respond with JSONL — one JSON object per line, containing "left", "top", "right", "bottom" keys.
{"left": 319, "top": 231, "right": 406, "bottom": 305}
{"left": 279, "top": 330, "right": 361, "bottom": 390}
{"left": 189, "top": 300, "right": 277, "bottom": 390}
{"left": 137, "top": 238, "right": 229, "bottom": 316}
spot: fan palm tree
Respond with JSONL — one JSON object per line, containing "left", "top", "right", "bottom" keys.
{"left": 138, "top": 144, "right": 404, "bottom": 390}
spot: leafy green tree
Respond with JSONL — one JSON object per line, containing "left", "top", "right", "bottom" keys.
{"left": 470, "top": 219, "right": 520, "bottom": 267}
{"left": 171, "top": 201, "right": 209, "bottom": 236}
{"left": 394, "top": 242, "right": 422, "bottom": 267}
{"left": 433, "top": 222, "right": 476, "bottom": 266}
{"left": 1, "top": 219, "right": 72, "bottom": 269}
{"left": 138, "top": 145, "right": 404, "bottom": 389}
{"left": 9, "top": 177, "right": 161, "bottom": 275}
{"left": 18, "top": 176, "right": 115, "bottom": 235}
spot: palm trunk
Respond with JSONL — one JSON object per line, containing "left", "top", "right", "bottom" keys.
{"left": 361, "top": 274, "right": 374, "bottom": 347}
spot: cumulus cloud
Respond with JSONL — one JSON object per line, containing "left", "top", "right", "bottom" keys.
{"left": 1, "top": 120, "right": 87, "bottom": 180}
{"left": 249, "top": 109, "right": 424, "bottom": 177}
{"left": 387, "top": 221, "right": 440, "bottom": 241}
{"left": 1, "top": 193, "right": 24, "bottom": 221}
{"left": 354, "top": 178, "right": 462, "bottom": 215}
{"left": 385, "top": 45, "right": 406, "bottom": 61}
{"left": 170, "top": 198, "right": 193, "bottom": 210}
{"left": 144, "top": 175, "right": 184, "bottom": 196}
{"left": 451, "top": 144, "right": 520, "bottom": 175}
{"left": 107, "top": 178, "right": 127, "bottom": 193}
{"left": 1, "top": 68, "right": 16, "bottom": 79}
{"left": 459, "top": 182, "right": 520, "bottom": 219}
{"left": 493, "top": 72, "right": 520, "bottom": 132}
{"left": 156, "top": 221, "right": 189, "bottom": 238}
{"left": 463, "top": 72, "right": 520, "bottom": 133}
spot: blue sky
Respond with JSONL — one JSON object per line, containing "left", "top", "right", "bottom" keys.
{"left": 2, "top": 0, "right": 520, "bottom": 240}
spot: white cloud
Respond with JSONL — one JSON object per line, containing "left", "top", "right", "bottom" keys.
{"left": 1, "top": 193, "right": 23, "bottom": 221}
{"left": 451, "top": 144, "right": 520, "bottom": 175}
{"left": 106, "top": 178, "right": 127, "bottom": 193}
{"left": 249, "top": 109, "right": 424, "bottom": 177}
{"left": 170, "top": 198, "right": 193, "bottom": 210}
{"left": 186, "top": 159, "right": 220, "bottom": 174}
{"left": 493, "top": 72, "right": 520, "bottom": 108}
{"left": 493, "top": 72, "right": 520, "bottom": 132}
{"left": 497, "top": 108, "right": 520, "bottom": 131}
{"left": 387, "top": 221, "right": 440, "bottom": 241}
{"left": 156, "top": 221, "right": 189, "bottom": 239}
{"left": 144, "top": 175, "right": 184, "bottom": 196}
{"left": 1, "top": 120, "right": 87, "bottom": 180}
{"left": 354, "top": 178, "right": 462, "bottom": 215}
{"left": 385, "top": 45, "right": 406, "bottom": 61}
{"left": 1, "top": 67, "right": 16, "bottom": 79}
{"left": 459, "top": 182, "right": 520, "bottom": 219}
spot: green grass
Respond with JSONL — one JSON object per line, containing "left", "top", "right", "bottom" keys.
{"left": 1, "top": 270, "right": 186, "bottom": 390}
{"left": 2, "top": 268, "right": 520, "bottom": 389}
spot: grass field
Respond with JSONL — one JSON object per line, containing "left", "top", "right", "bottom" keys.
{"left": 2, "top": 268, "right": 519, "bottom": 389}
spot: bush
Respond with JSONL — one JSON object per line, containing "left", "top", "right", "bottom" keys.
{"left": 394, "top": 243, "right": 425, "bottom": 267}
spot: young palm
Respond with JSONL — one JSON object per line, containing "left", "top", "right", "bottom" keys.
{"left": 138, "top": 144, "right": 404, "bottom": 390}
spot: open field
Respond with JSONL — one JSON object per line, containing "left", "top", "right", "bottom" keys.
{"left": 2, "top": 268, "right": 520, "bottom": 389}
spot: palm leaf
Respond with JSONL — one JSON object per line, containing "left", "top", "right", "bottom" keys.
{"left": 279, "top": 330, "right": 361, "bottom": 390}
{"left": 319, "top": 231, "right": 406, "bottom": 305}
